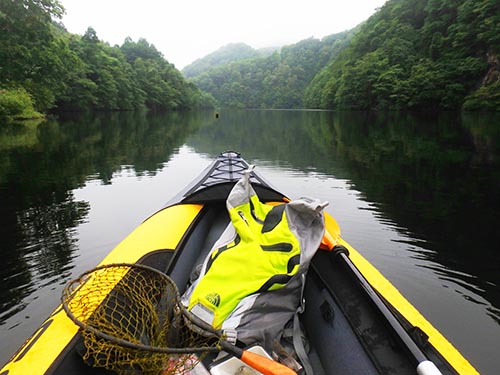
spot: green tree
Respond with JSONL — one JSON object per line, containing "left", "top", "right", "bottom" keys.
{"left": 190, "top": 32, "right": 352, "bottom": 109}
{"left": 0, "top": 0, "right": 65, "bottom": 111}
{"left": 1, "top": 3, "right": 213, "bottom": 114}
{"left": 122, "top": 38, "right": 213, "bottom": 110}
{"left": 0, "top": 87, "right": 41, "bottom": 119}
{"left": 305, "top": 0, "right": 499, "bottom": 111}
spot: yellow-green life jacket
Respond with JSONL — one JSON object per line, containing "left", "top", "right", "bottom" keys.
{"left": 187, "top": 167, "right": 327, "bottom": 329}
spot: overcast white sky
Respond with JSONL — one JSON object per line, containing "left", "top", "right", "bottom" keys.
{"left": 61, "top": 0, "right": 387, "bottom": 69}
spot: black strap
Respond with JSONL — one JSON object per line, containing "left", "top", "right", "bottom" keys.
{"left": 293, "top": 273, "right": 314, "bottom": 375}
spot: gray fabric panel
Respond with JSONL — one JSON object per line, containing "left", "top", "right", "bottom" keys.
{"left": 285, "top": 197, "right": 328, "bottom": 266}
{"left": 223, "top": 272, "right": 305, "bottom": 352}
{"left": 226, "top": 166, "right": 255, "bottom": 210}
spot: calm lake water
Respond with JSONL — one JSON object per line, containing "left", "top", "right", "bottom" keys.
{"left": 0, "top": 110, "right": 499, "bottom": 373}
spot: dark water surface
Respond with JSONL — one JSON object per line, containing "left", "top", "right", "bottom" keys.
{"left": 0, "top": 110, "right": 499, "bottom": 373}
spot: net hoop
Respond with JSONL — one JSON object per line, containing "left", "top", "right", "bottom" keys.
{"left": 61, "top": 263, "right": 220, "bottom": 355}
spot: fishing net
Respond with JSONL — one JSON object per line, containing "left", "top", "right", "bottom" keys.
{"left": 61, "top": 263, "right": 221, "bottom": 375}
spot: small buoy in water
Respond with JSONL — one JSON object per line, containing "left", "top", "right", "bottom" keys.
{"left": 215, "top": 112, "right": 219, "bottom": 119}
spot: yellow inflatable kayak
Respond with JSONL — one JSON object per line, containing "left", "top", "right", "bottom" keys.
{"left": 1, "top": 151, "right": 478, "bottom": 375}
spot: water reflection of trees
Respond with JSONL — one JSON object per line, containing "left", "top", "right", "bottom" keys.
{"left": 0, "top": 110, "right": 210, "bottom": 324}
{"left": 189, "top": 110, "right": 500, "bottom": 317}
{"left": 187, "top": 110, "right": 344, "bottom": 172}
{"left": 327, "top": 112, "right": 500, "bottom": 291}
{"left": 51, "top": 110, "right": 210, "bottom": 182}
{"left": 1, "top": 109, "right": 498, "bottom": 325}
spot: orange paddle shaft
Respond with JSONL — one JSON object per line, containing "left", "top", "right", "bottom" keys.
{"left": 241, "top": 350, "right": 298, "bottom": 375}
{"left": 220, "top": 341, "right": 297, "bottom": 375}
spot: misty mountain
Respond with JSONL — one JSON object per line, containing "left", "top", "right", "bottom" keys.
{"left": 182, "top": 0, "right": 499, "bottom": 111}
{"left": 182, "top": 43, "right": 279, "bottom": 78}
{"left": 183, "top": 31, "right": 354, "bottom": 108}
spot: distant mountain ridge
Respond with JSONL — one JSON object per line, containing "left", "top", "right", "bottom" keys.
{"left": 182, "top": 43, "right": 279, "bottom": 78}
{"left": 183, "top": 31, "right": 354, "bottom": 109}
{"left": 181, "top": 0, "right": 499, "bottom": 111}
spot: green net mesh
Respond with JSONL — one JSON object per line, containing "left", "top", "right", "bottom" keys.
{"left": 62, "top": 263, "right": 220, "bottom": 375}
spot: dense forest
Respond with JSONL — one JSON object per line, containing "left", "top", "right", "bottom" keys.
{"left": 185, "top": 0, "right": 499, "bottom": 111}
{"left": 0, "top": 0, "right": 215, "bottom": 119}
{"left": 2, "top": 0, "right": 499, "bottom": 118}
{"left": 185, "top": 32, "right": 355, "bottom": 109}
{"left": 306, "top": 0, "right": 500, "bottom": 111}
{"left": 182, "top": 43, "right": 279, "bottom": 79}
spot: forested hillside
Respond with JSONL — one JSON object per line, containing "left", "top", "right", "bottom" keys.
{"left": 0, "top": 0, "right": 214, "bottom": 119}
{"left": 3, "top": 0, "right": 498, "bottom": 117}
{"left": 305, "top": 0, "right": 500, "bottom": 111}
{"left": 186, "top": 32, "right": 354, "bottom": 108}
{"left": 186, "top": 0, "right": 499, "bottom": 111}
{"left": 182, "top": 43, "right": 278, "bottom": 78}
